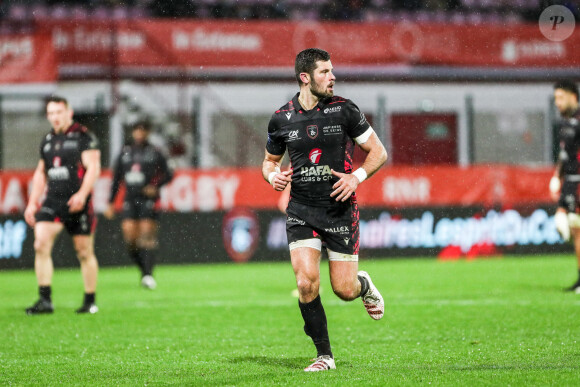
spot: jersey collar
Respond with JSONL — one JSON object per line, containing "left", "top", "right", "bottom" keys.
{"left": 292, "top": 92, "right": 330, "bottom": 113}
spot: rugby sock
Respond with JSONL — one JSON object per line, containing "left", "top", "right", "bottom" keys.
{"left": 129, "top": 247, "right": 146, "bottom": 275}
{"left": 358, "top": 275, "right": 369, "bottom": 298}
{"left": 84, "top": 293, "right": 95, "bottom": 305}
{"left": 139, "top": 249, "right": 155, "bottom": 276}
{"left": 299, "top": 295, "right": 333, "bottom": 358}
{"left": 39, "top": 286, "right": 51, "bottom": 302}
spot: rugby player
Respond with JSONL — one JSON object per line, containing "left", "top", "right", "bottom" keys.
{"left": 104, "top": 121, "right": 173, "bottom": 289}
{"left": 262, "top": 48, "right": 388, "bottom": 371}
{"left": 24, "top": 96, "right": 101, "bottom": 315}
{"left": 550, "top": 80, "right": 580, "bottom": 293}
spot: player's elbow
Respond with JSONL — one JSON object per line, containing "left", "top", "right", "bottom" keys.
{"left": 377, "top": 146, "right": 388, "bottom": 167}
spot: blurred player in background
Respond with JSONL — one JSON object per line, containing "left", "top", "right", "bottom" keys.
{"left": 104, "top": 121, "right": 173, "bottom": 289}
{"left": 550, "top": 80, "right": 580, "bottom": 293}
{"left": 262, "top": 48, "right": 387, "bottom": 371}
{"left": 24, "top": 96, "right": 101, "bottom": 315}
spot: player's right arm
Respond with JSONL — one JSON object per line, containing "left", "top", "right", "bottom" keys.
{"left": 262, "top": 151, "right": 291, "bottom": 191}
{"left": 263, "top": 113, "right": 291, "bottom": 191}
{"left": 24, "top": 160, "right": 47, "bottom": 227}
{"left": 104, "top": 152, "right": 124, "bottom": 219}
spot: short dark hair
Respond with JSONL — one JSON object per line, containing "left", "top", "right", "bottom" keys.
{"left": 295, "top": 48, "right": 331, "bottom": 86}
{"left": 132, "top": 120, "right": 151, "bottom": 131}
{"left": 554, "top": 79, "right": 579, "bottom": 100}
{"left": 45, "top": 95, "right": 69, "bottom": 108}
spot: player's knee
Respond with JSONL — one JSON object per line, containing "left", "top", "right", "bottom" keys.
{"left": 33, "top": 238, "right": 52, "bottom": 256}
{"left": 333, "top": 283, "right": 358, "bottom": 301}
{"left": 296, "top": 276, "right": 319, "bottom": 297}
{"left": 74, "top": 246, "right": 94, "bottom": 263}
{"left": 136, "top": 235, "right": 157, "bottom": 249}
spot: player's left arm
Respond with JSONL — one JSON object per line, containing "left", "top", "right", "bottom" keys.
{"left": 68, "top": 149, "right": 101, "bottom": 213}
{"left": 331, "top": 130, "right": 387, "bottom": 202}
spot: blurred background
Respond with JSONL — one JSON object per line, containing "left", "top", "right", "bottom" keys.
{"left": 0, "top": 0, "right": 579, "bottom": 267}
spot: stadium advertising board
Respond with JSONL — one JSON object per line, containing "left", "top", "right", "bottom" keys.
{"left": 36, "top": 20, "right": 580, "bottom": 74}
{"left": 0, "top": 166, "right": 554, "bottom": 215}
{"left": 0, "top": 33, "right": 57, "bottom": 84}
{"left": 0, "top": 206, "right": 568, "bottom": 270}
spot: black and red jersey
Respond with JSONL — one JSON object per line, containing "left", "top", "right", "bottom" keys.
{"left": 266, "top": 93, "right": 371, "bottom": 207}
{"left": 109, "top": 141, "right": 173, "bottom": 202}
{"left": 39, "top": 122, "right": 99, "bottom": 201}
{"left": 558, "top": 108, "right": 580, "bottom": 177}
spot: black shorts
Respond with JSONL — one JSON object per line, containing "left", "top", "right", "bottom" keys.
{"left": 286, "top": 198, "right": 360, "bottom": 259}
{"left": 559, "top": 179, "right": 580, "bottom": 213}
{"left": 121, "top": 198, "right": 158, "bottom": 220}
{"left": 36, "top": 196, "right": 96, "bottom": 235}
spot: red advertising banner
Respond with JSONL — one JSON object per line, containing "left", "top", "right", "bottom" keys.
{"left": 0, "top": 33, "right": 57, "bottom": 84}
{"left": 36, "top": 20, "right": 580, "bottom": 71}
{"left": 0, "top": 165, "right": 553, "bottom": 215}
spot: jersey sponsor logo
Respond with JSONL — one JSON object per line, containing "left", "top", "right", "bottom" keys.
{"left": 309, "top": 148, "right": 322, "bottom": 164}
{"left": 322, "top": 125, "right": 342, "bottom": 135}
{"left": 324, "top": 106, "right": 342, "bottom": 114}
{"left": 307, "top": 125, "right": 318, "bottom": 139}
{"left": 344, "top": 238, "right": 350, "bottom": 245}
{"left": 300, "top": 165, "right": 332, "bottom": 182}
{"left": 285, "top": 112, "right": 292, "bottom": 120}
{"left": 125, "top": 171, "right": 145, "bottom": 185}
{"left": 324, "top": 226, "right": 349, "bottom": 233}
{"left": 358, "top": 112, "right": 368, "bottom": 126}
{"left": 288, "top": 130, "right": 299, "bottom": 141}
{"left": 47, "top": 166, "right": 70, "bottom": 180}
{"left": 287, "top": 216, "right": 306, "bottom": 225}
{"left": 63, "top": 140, "right": 78, "bottom": 149}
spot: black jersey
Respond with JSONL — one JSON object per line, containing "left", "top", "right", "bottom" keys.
{"left": 266, "top": 93, "right": 371, "bottom": 207}
{"left": 557, "top": 108, "right": 580, "bottom": 177}
{"left": 109, "top": 141, "right": 173, "bottom": 202}
{"left": 39, "top": 122, "right": 99, "bottom": 201}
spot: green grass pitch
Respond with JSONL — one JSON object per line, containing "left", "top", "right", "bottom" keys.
{"left": 1, "top": 255, "right": 579, "bottom": 385}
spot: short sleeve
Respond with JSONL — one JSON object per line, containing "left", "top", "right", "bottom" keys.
{"left": 265, "top": 116, "right": 286, "bottom": 156}
{"left": 344, "top": 101, "right": 371, "bottom": 140}
{"left": 79, "top": 130, "right": 99, "bottom": 152}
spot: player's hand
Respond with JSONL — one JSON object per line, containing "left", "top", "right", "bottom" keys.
{"left": 103, "top": 204, "right": 115, "bottom": 220}
{"left": 24, "top": 203, "right": 38, "bottom": 227}
{"left": 330, "top": 169, "right": 360, "bottom": 202}
{"left": 67, "top": 192, "right": 87, "bottom": 213}
{"left": 271, "top": 169, "right": 292, "bottom": 192}
{"left": 143, "top": 185, "right": 158, "bottom": 198}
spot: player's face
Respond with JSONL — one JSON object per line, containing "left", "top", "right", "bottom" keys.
{"left": 309, "top": 60, "right": 335, "bottom": 99}
{"left": 132, "top": 127, "right": 149, "bottom": 143}
{"left": 554, "top": 88, "right": 578, "bottom": 117}
{"left": 46, "top": 101, "right": 73, "bottom": 133}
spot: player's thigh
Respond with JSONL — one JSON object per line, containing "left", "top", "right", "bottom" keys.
{"left": 34, "top": 221, "right": 64, "bottom": 252}
{"left": 290, "top": 246, "right": 322, "bottom": 283}
{"left": 121, "top": 219, "right": 139, "bottom": 242}
{"left": 328, "top": 260, "right": 359, "bottom": 290}
{"left": 138, "top": 218, "right": 158, "bottom": 238}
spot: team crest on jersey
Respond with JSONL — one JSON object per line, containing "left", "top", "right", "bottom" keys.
{"left": 309, "top": 148, "right": 322, "bottom": 164}
{"left": 307, "top": 125, "right": 318, "bottom": 139}
{"left": 53, "top": 156, "right": 61, "bottom": 167}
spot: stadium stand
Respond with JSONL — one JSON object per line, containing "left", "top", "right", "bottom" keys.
{"left": 1, "top": 0, "right": 573, "bottom": 25}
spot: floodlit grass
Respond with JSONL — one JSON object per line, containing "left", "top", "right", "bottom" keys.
{"left": 1, "top": 255, "right": 579, "bottom": 385}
